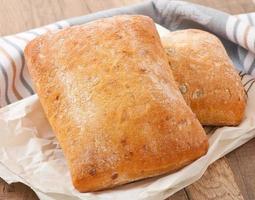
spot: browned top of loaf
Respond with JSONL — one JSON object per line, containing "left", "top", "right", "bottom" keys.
{"left": 24, "top": 16, "right": 208, "bottom": 192}
{"left": 161, "top": 29, "right": 246, "bottom": 126}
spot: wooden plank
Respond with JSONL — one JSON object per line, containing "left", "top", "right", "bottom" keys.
{"left": 0, "top": 0, "right": 140, "bottom": 36}
{"left": 226, "top": 138, "right": 255, "bottom": 200}
{"left": 0, "top": 178, "right": 38, "bottom": 200}
{"left": 185, "top": 158, "right": 244, "bottom": 200}
{"left": 167, "top": 190, "right": 189, "bottom": 200}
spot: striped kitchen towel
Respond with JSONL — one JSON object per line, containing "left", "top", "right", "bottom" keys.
{"left": 0, "top": 0, "right": 255, "bottom": 107}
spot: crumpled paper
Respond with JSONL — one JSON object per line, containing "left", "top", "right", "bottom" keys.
{"left": 0, "top": 26, "right": 255, "bottom": 200}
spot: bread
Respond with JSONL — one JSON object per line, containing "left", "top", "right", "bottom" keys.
{"left": 24, "top": 15, "right": 208, "bottom": 192}
{"left": 161, "top": 29, "right": 246, "bottom": 126}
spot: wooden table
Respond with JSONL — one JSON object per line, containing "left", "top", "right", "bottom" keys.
{"left": 0, "top": 0, "right": 255, "bottom": 199}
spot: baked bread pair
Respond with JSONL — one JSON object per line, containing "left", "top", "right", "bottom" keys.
{"left": 24, "top": 15, "right": 245, "bottom": 192}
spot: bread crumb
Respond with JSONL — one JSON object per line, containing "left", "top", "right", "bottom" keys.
{"left": 179, "top": 83, "right": 188, "bottom": 94}
{"left": 192, "top": 89, "right": 203, "bottom": 99}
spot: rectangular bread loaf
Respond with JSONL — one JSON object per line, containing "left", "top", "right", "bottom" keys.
{"left": 161, "top": 29, "right": 246, "bottom": 126}
{"left": 24, "top": 15, "right": 208, "bottom": 192}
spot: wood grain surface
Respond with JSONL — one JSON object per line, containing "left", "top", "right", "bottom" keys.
{"left": 0, "top": 0, "right": 254, "bottom": 200}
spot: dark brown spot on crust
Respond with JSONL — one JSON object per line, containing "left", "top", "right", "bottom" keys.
{"left": 113, "top": 65, "right": 120, "bottom": 70}
{"left": 122, "top": 49, "right": 133, "bottom": 56}
{"left": 55, "top": 95, "right": 59, "bottom": 100}
{"left": 111, "top": 173, "right": 118, "bottom": 180}
{"left": 139, "top": 68, "right": 147, "bottom": 73}
{"left": 124, "top": 151, "right": 134, "bottom": 159}
{"left": 121, "top": 139, "right": 127, "bottom": 145}
{"left": 168, "top": 61, "right": 172, "bottom": 67}
{"left": 88, "top": 168, "right": 96, "bottom": 176}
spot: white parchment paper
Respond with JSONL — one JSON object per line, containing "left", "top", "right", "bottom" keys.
{"left": 0, "top": 26, "right": 255, "bottom": 200}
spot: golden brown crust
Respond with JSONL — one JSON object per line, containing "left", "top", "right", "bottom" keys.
{"left": 161, "top": 29, "right": 246, "bottom": 126}
{"left": 24, "top": 16, "right": 208, "bottom": 192}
